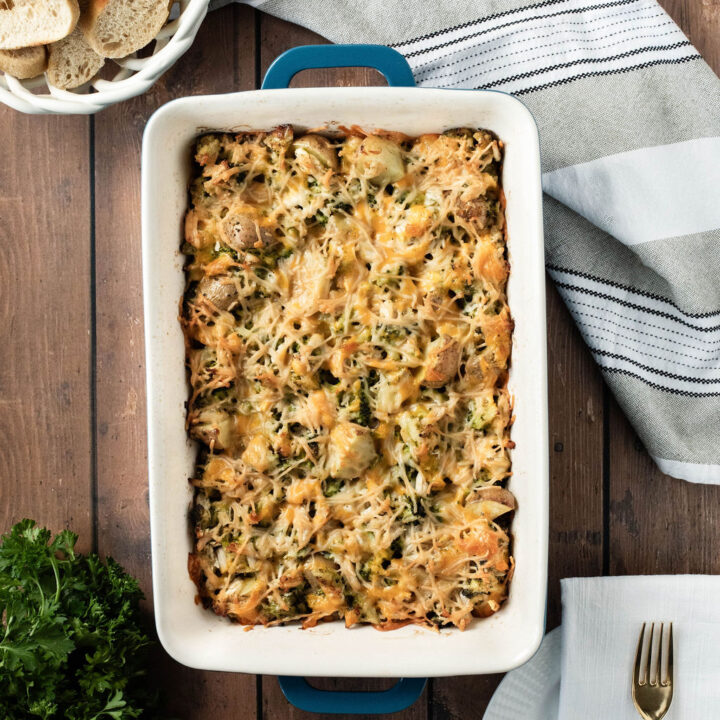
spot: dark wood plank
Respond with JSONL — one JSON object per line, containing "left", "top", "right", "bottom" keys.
{"left": 0, "top": 111, "right": 93, "bottom": 552}
{"left": 659, "top": 0, "right": 720, "bottom": 71}
{"left": 92, "top": 5, "right": 259, "bottom": 717}
{"left": 432, "top": 283, "right": 606, "bottom": 719}
{"left": 259, "top": 14, "right": 426, "bottom": 720}
{"left": 608, "top": 0, "right": 720, "bottom": 577}
{"left": 544, "top": 283, "right": 606, "bottom": 625}
{"left": 608, "top": 399, "right": 720, "bottom": 575}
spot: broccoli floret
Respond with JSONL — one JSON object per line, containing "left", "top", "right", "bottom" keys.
{"left": 323, "top": 477, "right": 344, "bottom": 497}
{"left": 353, "top": 384, "right": 371, "bottom": 427}
{"left": 261, "top": 585, "right": 309, "bottom": 621}
{"left": 195, "top": 134, "right": 222, "bottom": 165}
{"left": 358, "top": 562, "right": 371, "bottom": 582}
{"left": 398, "top": 494, "right": 425, "bottom": 525}
{"left": 468, "top": 394, "right": 498, "bottom": 431}
{"left": 460, "top": 579, "right": 488, "bottom": 599}
{"left": 390, "top": 537, "right": 403, "bottom": 559}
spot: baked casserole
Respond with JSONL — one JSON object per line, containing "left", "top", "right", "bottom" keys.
{"left": 181, "top": 126, "right": 515, "bottom": 630}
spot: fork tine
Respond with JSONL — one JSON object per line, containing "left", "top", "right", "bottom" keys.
{"left": 647, "top": 623, "right": 656, "bottom": 686}
{"left": 635, "top": 622, "right": 647, "bottom": 685}
{"left": 666, "top": 622, "right": 674, "bottom": 687}
{"left": 655, "top": 622, "right": 664, "bottom": 686}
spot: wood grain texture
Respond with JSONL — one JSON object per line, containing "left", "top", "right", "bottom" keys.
{"left": 545, "top": 283, "right": 605, "bottom": 625}
{"left": 0, "top": 112, "right": 93, "bottom": 552}
{"left": 92, "top": 5, "right": 258, "bottom": 717}
{"left": 659, "top": 0, "right": 720, "bottom": 70}
{"left": 608, "top": 398, "right": 720, "bottom": 576}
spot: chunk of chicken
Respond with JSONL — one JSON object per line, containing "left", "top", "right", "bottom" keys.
{"left": 242, "top": 434, "right": 275, "bottom": 473}
{"left": 357, "top": 135, "right": 405, "bottom": 186}
{"left": 190, "top": 408, "right": 235, "bottom": 450}
{"left": 293, "top": 134, "right": 338, "bottom": 173}
{"left": 423, "top": 336, "right": 461, "bottom": 387}
{"left": 376, "top": 370, "right": 416, "bottom": 414}
{"left": 327, "top": 422, "right": 377, "bottom": 479}
{"left": 221, "top": 212, "right": 273, "bottom": 253}
{"left": 305, "top": 389, "right": 336, "bottom": 430}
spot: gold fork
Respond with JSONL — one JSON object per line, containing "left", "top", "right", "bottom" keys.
{"left": 632, "top": 622, "right": 674, "bottom": 719}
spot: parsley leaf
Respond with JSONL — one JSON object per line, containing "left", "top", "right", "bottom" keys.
{"left": 0, "top": 520, "right": 162, "bottom": 719}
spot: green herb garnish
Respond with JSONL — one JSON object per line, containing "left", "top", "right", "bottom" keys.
{"left": 0, "top": 519, "right": 161, "bottom": 719}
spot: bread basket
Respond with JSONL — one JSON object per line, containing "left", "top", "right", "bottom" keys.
{"left": 0, "top": 0, "right": 209, "bottom": 115}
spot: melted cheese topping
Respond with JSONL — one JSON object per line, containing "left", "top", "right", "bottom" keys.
{"left": 183, "top": 126, "right": 514, "bottom": 631}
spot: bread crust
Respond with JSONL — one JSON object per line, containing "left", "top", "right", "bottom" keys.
{"left": 0, "top": 46, "right": 48, "bottom": 78}
{"left": 79, "top": 0, "right": 170, "bottom": 58}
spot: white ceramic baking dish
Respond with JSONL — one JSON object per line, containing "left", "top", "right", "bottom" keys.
{"left": 142, "top": 44, "right": 548, "bottom": 681}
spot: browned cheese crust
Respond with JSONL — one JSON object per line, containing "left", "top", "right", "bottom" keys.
{"left": 181, "top": 126, "right": 515, "bottom": 630}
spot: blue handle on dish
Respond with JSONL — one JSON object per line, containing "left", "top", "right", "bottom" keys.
{"left": 265, "top": 41, "right": 422, "bottom": 716}
{"left": 278, "top": 676, "right": 427, "bottom": 715}
{"left": 261, "top": 44, "right": 416, "bottom": 89}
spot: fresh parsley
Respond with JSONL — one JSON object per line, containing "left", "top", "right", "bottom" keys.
{"left": 0, "top": 519, "right": 161, "bottom": 719}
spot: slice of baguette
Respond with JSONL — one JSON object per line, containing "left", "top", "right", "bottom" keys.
{"left": 0, "top": 0, "right": 79, "bottom": 50}
{"left": 0, "top": 46, "right": 48, "bottom": 79}
{"left": 47, "top": 24, "right": 103, "bottom": 89}
{"left": 79, "top": 0, "right": 171, "bottom": 59}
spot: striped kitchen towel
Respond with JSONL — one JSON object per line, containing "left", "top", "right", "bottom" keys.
{"left": 212, "top": 0, "right": 720, "bottom": 484}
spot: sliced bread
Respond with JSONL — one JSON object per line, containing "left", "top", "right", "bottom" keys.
{"left": 79, "top": 0, "right": 171, "bottom": 59}
{"left": 0, "top": 46, "right": 48, "bottom": 78}
{"left": 0, "top": 0, "right": 79, "bottom": 50}
{"left": 47, "top": 24, "right": 103, "bottom": 89}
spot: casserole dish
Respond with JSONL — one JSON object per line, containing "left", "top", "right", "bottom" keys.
{"left": 142, "top": 45, "right": 548, "bottom": 684}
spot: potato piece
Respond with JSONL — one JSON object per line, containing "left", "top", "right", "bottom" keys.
{"left": 221, "top": 212, "right": 273, "bottom": 252}
{"left": 327, "top": 422, "right": 376, "bottom": 479}
{"left": 423, "top": 336, "right": 461, "bottom": 387}
{"left": 357, "top": 135, "right": 405, "bottom": 186}
{"left": 456, "top": 196, "right": 493, "bottom": 228}
{"left": 293, "top": 134, "right": 338, "bottom": 173}
{"left": 470, "top": 486, "right": 517, "bottom": 520}
{"left": 197, "top": 276, "right": 238, "bottom": 311}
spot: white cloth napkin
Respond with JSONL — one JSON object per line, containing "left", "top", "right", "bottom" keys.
{"left": 560, "top": 576, "right": 720, "bottom": 718}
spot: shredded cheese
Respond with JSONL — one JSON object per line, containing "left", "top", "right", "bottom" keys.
{"left": 183, "top": 126, "right": 515, "bottom": 631}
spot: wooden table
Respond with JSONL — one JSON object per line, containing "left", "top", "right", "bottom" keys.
{"left": 2, "top": 2, "right": 719, "bottom": 717}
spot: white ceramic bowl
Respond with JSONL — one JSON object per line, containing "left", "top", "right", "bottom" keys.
{"left": 0, "top": 0, "right": 209, "bottom": 115}
{"left": 142, "top": 82, "right": 548, "bottom": 678}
